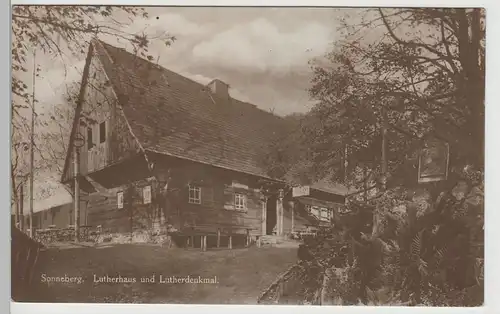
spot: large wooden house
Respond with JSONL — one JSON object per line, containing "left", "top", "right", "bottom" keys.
{"left": 61, "top": 39, "right": 346, "bottom": 247}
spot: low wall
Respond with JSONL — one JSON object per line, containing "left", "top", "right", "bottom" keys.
{"left": 34, "top": 226, "right": 174, "bottom": 247}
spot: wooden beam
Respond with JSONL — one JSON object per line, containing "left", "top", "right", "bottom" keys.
{"left": 261, "top": 198, "right": 267, "bottom": 236}
{"left": 23, "top": 247, "right": 32, "bottom": 284}
{"left": 28, "top": 246, "right": 40, "bottom": 285}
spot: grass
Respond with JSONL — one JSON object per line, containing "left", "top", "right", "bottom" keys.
{"left": 22, "top": 244, "right": 298, "bottom": 304}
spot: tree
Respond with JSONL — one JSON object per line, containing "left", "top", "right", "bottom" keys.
{"left": 261, "top": 8, "right": 485, "bottom": 306}
{"left": 309, "top": 8, "right": 483, "bottom": 182}
{"left": 36, "top": 82, "right": 80, "bottom": 175}
{"left": 11, "top": 6, "right": 175, "bottom": 227}
{"left": 12, "top": 6, "right": 175, "bottom": 109}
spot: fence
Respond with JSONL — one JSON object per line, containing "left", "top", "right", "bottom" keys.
{"left": 257, "top": 261, "right": 327, "bottom": 305}
{"left": 11, "top": 225, "right": 44, "bottom": 301}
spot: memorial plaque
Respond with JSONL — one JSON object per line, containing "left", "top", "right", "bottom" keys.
{"left": 418, "top": 140, "right": 450, "bottom": 183}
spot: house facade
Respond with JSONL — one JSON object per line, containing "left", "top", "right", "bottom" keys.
{"left": 23, "top": 203, "right": 75, "bottom": 231}
{"left": 61, "top": 39, "right": 345, "bottom": 247}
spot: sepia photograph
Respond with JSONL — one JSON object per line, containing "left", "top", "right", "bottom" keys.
{"left": 10, "top": 5, "right": 485, "bottom": 307}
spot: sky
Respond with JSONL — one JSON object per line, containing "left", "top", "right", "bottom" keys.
{"left": 15, "top": 6, "right": 349, "bottom": 212}
{"left": 33, "top": 7, "right": 344, "bottom": 115}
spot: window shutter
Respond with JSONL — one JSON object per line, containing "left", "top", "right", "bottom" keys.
{"left": 117, "top": 191, "right": 124, "bottom": 209}
{"left": 87, "top": 127, "right": 93, "bottom": 149}
{"left": 202, "top": 187, "right": 214, "bottom": 207}
{"left": 143, "top": 186, "right": 152, "bottom": 204}
{"left": 99, "top": 121, "right": 107, "bottom": 144}
{"left": 93, "top": 123, "right": 99, "bottom": 146}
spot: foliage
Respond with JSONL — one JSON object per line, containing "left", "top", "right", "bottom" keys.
{"left": 10, "top": 6, "right": 175, "bottom": 224}
{"left": 12, "top": 6, "right": 174, "bottom": 108}
{"left": 295, "top": 177, "right": 483, "bottom": 306}
{"left": 262, "top": 8, "right": 484, "bottom": 188}
{"left": 259, "top": 8, "right": 484, "bottom": 306}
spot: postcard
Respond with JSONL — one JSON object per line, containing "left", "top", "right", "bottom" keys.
{"left": 11, "top": 5, "right": 484, "bottom": 307}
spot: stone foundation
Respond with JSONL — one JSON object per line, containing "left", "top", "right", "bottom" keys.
{"left": 35, "top": 226, "right": 175, "bottom": 247}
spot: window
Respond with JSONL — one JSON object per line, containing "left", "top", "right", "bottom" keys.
{"left": 320, "top": 208, "right": 330, "bottom": 220}
{"left": 87, "top": 127, "right": 93, "bottom": 150}
{"left": 306, "top": 205, "right": 330, "bottom": 220}
{"left": 99, "top": 121, "right": 106, "bottom": 143}
{"left": 234, "top": 193, "right": 246, "bottom": 211}
{"left": 188, "top": 185, "right": 201, "bottom": 204}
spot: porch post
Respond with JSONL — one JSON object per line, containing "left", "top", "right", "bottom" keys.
{"left": 246, "top": 229, "right": 250, "bottom": 247}
{"left": 275, "top": 198, "right": 280, "bottom": 236}
{"left": 261, "top": 197, "right": 267, "bottom": 236}
{"left": 217, "top": 229, "right": 221, "bottom": 248}
{"left": 200, "top": 235, "right": 206, "bottom": 251}
{"left": 277, "top": 189, "right": 284, "bottom": 236}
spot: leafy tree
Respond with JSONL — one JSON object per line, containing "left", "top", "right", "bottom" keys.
{"left": 12, "top": 6, "right": 174, "bottom": 108}
{"left": 261, "top": 8, "right": 485, "bottom": 306}
{"left": 11, "top": 6, "right": 175, "bottom": 226}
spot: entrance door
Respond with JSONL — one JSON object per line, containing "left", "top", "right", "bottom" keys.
{"left": 266, "top": 196, "right": 277, "bottom": 235}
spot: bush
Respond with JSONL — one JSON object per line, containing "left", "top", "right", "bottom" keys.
{"left": 295, "top": 179, "right": 484, "bottom": 306}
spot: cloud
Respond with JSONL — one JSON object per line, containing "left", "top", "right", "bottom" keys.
{"left": 191, "top": 18, "right": 334, "bottom": 73}
{"left": 122, "top": 12, "right": 209, "bottom": 39}
{"left": 37, "top": 59, "right": 85, "bottom": 107}
{"left": 184, "top": 72, "right": 213, "bottom": 85}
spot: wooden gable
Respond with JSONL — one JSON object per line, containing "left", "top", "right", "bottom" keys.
{"left": 61, "top": 40, "right": 141, "bottom": 184}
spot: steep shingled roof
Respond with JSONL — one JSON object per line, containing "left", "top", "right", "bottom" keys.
{"left": 92, "top": 40, "right": 291, "bottom": 179}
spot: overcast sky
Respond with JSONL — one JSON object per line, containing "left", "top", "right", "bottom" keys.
{"left": 17, "top": 6, "right": 350, "bottom": 211}
{"left": 31, "top": 7, "right": 346, "bottom": 116}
